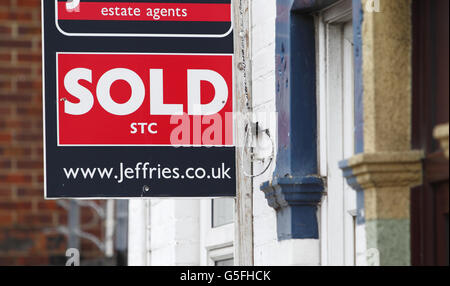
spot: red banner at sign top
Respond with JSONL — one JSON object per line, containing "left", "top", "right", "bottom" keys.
{"left": 58, "top": 2, "right": 231, "bottom": 22}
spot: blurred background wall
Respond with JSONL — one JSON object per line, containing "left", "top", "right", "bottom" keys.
{"left": 0, "top": 0, "right": 109, "bottom": 266}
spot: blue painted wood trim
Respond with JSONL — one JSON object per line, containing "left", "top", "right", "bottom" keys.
{"left": 337, "top": 1, "right": 366, "bottom": 227}
{"left": 275, "top": 0, "right": 318, "bottom": 178}
{"left": 260, "top": 0, "right": 335, "bottom": 240}
{"left": 353, "top": 0, "right": 364, "bottom": 154}
{"left": 261, "top": 176, "right": 324, "bottom": 239}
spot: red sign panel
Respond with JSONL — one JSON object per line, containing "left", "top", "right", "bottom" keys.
{"left": 58, "top": 2, "right": 231, "bottom": 22}
{"left": 57, "top": 53, "right": 233, "bottom": 146}
{"left": 55, "top": 0, "right": 233, "bottom": 37}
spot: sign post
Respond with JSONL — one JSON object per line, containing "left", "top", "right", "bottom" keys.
{"left": 42, "top": 0, "right": 235, "bottom": 198}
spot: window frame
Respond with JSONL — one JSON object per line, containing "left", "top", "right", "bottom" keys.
{"left": 316, "top": 0, "right": 363, "bottom": 266}
{"left": 200, "top": 199, "right": 234, "bottom": 266}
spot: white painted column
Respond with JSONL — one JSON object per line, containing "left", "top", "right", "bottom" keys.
{"left": 149, "top": 199, "right": 200, "bottom": 266}
{"left": 127, "top": 200, "right": 148, "bottom": 266}
{"left": 105, "top": 200, "right": 115, "bottom": 257}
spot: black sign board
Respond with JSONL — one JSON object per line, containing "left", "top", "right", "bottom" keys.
{"left": 42, "top": 0, "right": 236, "bottom": 198}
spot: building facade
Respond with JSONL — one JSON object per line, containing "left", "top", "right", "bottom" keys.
{"left": 0, "top": 0, "right": 447, "bottom": 267}
{"left": 128, "top": 0, "right": 449, "bottom": 266}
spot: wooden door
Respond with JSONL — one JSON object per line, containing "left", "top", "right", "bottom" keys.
{"left": 411, "top": 0, "right": 449, "bottom": 266}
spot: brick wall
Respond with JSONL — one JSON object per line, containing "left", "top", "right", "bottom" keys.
{"left": 0, "top": 0, "right": 105, "bottom": 266}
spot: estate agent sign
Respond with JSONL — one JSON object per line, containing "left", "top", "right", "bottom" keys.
{"left": 42, "top": 0, "right": 235, "bottom": 198}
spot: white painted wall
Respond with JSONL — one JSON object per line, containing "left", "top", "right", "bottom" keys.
{"left": 128, "top": 200, "right": 149, "bottom": 266}
{"left": 250, "top": 0, "right": 320, "bottom": 266}
{"left": 128, "top": 199, "right": 201, "bottom": 266}
{"left": 149, "top": 199, "right": 200, "bottom": 266}
{"left": 250, "top": 0, "right": 277, "bottom": 266}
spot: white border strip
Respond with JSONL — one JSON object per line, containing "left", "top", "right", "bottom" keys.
{"left": 42, "top": 1, "right": 48, "bottom": 199}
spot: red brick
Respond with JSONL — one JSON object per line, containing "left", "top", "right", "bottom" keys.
{"left": 0, "top": 201, "right": 32, "bottom": 210}
{"left": 17, "top": 0, "right": 41, "bottom": 8}
{"left": 16, "top": 106, "right": 42, "bottom": 116}
{"left": 17, "top": 213, "right": 53, "bottom": 227}
{"left": 81, "top": 211, "right": 97, "bottom": 225}
{"left": 0, "top": 133, "right": 12, "bottom": 143}
{"left": 0, "top": 187, "right": 13, "bottom": 198}
{"left": 0, "top": 1, "right": 13, "bottom": 8}
{"left": 33, "top": 120, "right": 43, "bottom": 129}
{"left": 0, "top": 39, "right": 32, "bottom": 49}
{"left": 0, "top": 120, "right": 33, "bottom": 130}
{"left": 80, "top": 239, "right": 103, "bottom": 253}
{"left": 0, "top": 107, "right": 12, "bottom": 117}
{"left": 0, "top": 25, "right": 12, "bottom": 35}
{"left": 56, "top": 213, "right": 68, "bottom": 225}
{"left": 19, "top": 256, "right": 49, "bottom": 266}
{"left": 17, "top": 52, "right": 41, "bottom": 63}
{"left": 0, "top": 92, "right": 33, "bottom": 103}
{"left": 0, "top": 174, "right": 32, "bottom": 184}
{"left": 0, "top": 11, "right": 33, "bottom": 21}
{"left": 0, "top": 66, "right": 32, "bottom": 76}
{"left": 0, "top": 257, "right": 16, "bottom": 266}
{"left": 17, "top": 79, "right": 42, "bottom": 89}
{"left": 0, "top": 213, "right": 14, "bottom": 226}
{"left": 16, "top": 188, "right": 44, "bottom": 197}
{"left": 0, "top": 146, "right": 32, "bottom": 157}
{"left": 17, "top": 160, "right": 42, "bottom": 169}
{"left": 14, "top": 132, "right": 42, "bottom": 142}
{"left": 0, "top": 159, "right": 12, "bottom": 168}
{"left": 36, "top": 174, "right": 44, "bottom": 183}
{"left": 34, "top": 147, "right": 43, "bottom": 156}
{"left": 17, "top": 26, "right": 41, "bottom": 36}
{"left": 0, "top": 53, "right": 11, "bottom": 62}
{"left": 0, "top": 80, "right": 12, "bottom": 90}
{"left": 45, "top": 235, "right": 67, "bottom": 253}
{"left": 37, "top": 201, "right": 62, "bottom": 211}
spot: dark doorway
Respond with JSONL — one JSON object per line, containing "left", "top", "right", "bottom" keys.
{"left": 411, "top": 0, "right": 449, "bottom": 266}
